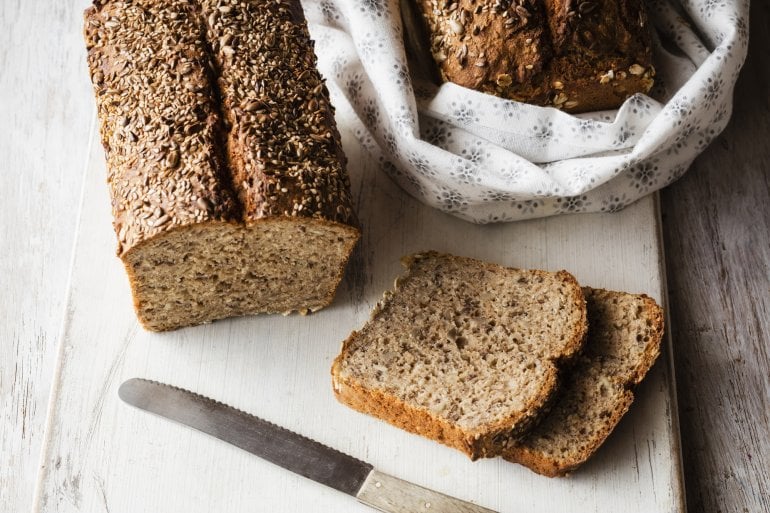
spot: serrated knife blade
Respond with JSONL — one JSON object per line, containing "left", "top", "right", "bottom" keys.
{"left": 119, "top": 378, "right": 497, "bottom": 513}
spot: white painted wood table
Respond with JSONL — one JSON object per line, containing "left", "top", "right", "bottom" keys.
{"left": 7, "top": 3, "right": 770, "bottom": 513}
{"left": 29, "top": 108, "right": 685, "bottom": 511}
{"left": 0, "top": 0, "right": 715, "bottom": 511}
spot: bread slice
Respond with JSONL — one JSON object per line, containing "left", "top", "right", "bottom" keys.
{"left": 501, "top": 287, "right": 664, "bottom": 476}
{"left": 331, "top": 251, "right": 587, "bottom": 459}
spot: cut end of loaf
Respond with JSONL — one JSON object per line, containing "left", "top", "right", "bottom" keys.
{"left": 332, "top": 251, "right": 587, "bottom": 459}
{"left": 122, "top": 217, "right": 359, "bottom": 331}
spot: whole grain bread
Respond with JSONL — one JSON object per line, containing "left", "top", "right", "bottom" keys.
{"left": 501, "top": 287, "right": 664, "bottom": 476}
{"left": 84, "top": 0, "right": 359, "bottom": 331}
{"left": 413, "top": 0, "right": 655, "bottom": 112}
{"left": 331, "top": 251, "right": 587, "bottom": 459}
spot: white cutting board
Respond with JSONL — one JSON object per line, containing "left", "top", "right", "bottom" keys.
{"left": 33, "top": 114, "right": 685, "bottom": 513}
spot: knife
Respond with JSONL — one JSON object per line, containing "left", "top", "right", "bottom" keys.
{"left": 119, "top": 378, "right": 497, "bottom": 513}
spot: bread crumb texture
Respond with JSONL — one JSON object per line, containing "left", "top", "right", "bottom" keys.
{"left": 503, "top": 287, "right": 664, "bottom": 476}
{"left": 332, "top": 251, "right": 587, "bottom": 459}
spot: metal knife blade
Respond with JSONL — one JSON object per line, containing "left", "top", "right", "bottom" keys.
{"left": 119, "top": 378, "right": 498, "bottom": 513}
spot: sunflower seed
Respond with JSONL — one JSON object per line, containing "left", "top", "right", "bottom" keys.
{"left": 448, "top": 19, "right": 464, "bottom": 34}
{"left": 496, "top": 73, "right": 513, "bottom": 87}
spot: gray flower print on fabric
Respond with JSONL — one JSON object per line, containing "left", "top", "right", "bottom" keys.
{"left": 482, "top": 211, "right": 517, "bottom": 223}
{"left": 514, "top": 199, "right": 543, "bottom": 215}
{"left": 422, "top": 121, "right": 453, "bottom": 147}
{"left": 499, "top": 165, "right": 526, "bottom": 185}
{"left": 345, "top": 73, "right": 364, "bottom": 103}
{"left": 571, "top": 119, "right": 601, "bottom": 141}
{"left": 358, "top": 0, "right": 389, "bottom": 19}
{"left": 600, "top": 194, "right": 630, "bottom": 213}
{"left": 627, "top": 95, "right": 654, "bottom": 116}
{"left": 535, "top": 181, "right": 563, "bottom": 197}
{"left": 460, "top": 140, "right": 490, "bottom": 165}
{"left": 362, "top": 99, "right": 380, "bottom": 128}
{"left": 359, "top": 33, "right": 385, "bottom": 60}
{"left": 451, "top": 100, "right": 480, "bottom": 125}
{"left": 729, "top": 13, "right": 748, "bottom": 41}
{"left": 567, "top": 165, "right": 598, "bottom": 189}
{"left": 499, "top": 100, "right": 523, "bottom": 121}
{"left": 666, "top": 96, "right": 693, "bottom": 126}
{"left": 331, "top": 56, "right": 347, "bottom": 79}
{"left": 390, "top": 63, "right": 411, "bottom": 88}
{"left": 612, "top": 121, "right": 636, "bottom": 147}
{"left": 354, "top": 127, "right": 376, "bottom": 152}
{"left": 404, "top": 171, "right": 426, "bottom": 198}
{"left": 320, "top": 0, "right": 341, "bottom": 22}
{"left": 700, "top": 75, "right": 724, "bottom": 110}
{"left": 693, "top": 127, "right": 719, "bottom": 152}
{"left": 629, "top": 160, "right": 660, "bottom": 193}
{"left": 407, "top": 151, "right": 436, "bottom": 178}
{"left": 382, "top": 128, "right": 399, "bottom": 158}
{"left": 532, "top": 118, "right": 557, "bottom": 144}
{"left": 450, "top": 158, "right": 482, "bottom": 185}
{"left": 555, "top": 195, "right": 591, "bottom": 213}
{"left": 668, "top": 121, "right": 700, "bottom": 155}
{"left": 699, "top": 0, "right": 726, "bottom": 18}
{"left": 435, "top": 185, "right": 469, "bottom": 213}
{"left": 481, "top": 189, "right": 516, "bottom": 202}
{"left": 394, "top": 104, "right": 416, "bottom": 135}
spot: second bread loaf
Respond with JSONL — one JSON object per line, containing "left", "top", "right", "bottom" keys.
{"left": 414, "top": 0, "right": 655, "bottom": 112}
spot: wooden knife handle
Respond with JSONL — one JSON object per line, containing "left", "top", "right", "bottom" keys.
{"left": 356, "top": 469, "right": 498, "bottom": 513}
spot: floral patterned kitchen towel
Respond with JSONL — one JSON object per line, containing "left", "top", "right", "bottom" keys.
{"left": 302, "top": 0, "right": 749, "bottom": 222}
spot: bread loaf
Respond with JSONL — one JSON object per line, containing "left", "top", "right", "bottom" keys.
{"left": 331, "top": 251, "right": 587, "bottom": 459}
{"left": 414, "top": 0, "right": 655, "bottom": 112}
{"left": 502, "top": 287, "right": 664, "bottom": 476}
{"left": 84, "top": 0, "right": 359, "bottom": 331}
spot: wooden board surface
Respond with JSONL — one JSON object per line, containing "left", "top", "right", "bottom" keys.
{"left": 31, "top": 117, "right": 684, "bottom": 512}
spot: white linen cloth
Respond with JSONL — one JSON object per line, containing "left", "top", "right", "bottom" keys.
{"left": 302, "top": 0, "right": 749, "bottom": 222}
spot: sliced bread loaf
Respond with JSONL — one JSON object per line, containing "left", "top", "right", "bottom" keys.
{"left": 501, "top": 287, "right": 664, "bottom": 476}
{"left": 84, "top": 0, "right": 359, "bottom": 331}
{"left": 331, "top": 251, "right": 587, "bottom": 459}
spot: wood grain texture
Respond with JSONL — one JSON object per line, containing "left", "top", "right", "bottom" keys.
{"left": 0, "top": 1, "right": 94, "bottom": 512}
{"left": 659, "top": 2, "right": 770, "bottom": 512}
{"left": 30, "top": 111, "right": 683, "bottom": 512}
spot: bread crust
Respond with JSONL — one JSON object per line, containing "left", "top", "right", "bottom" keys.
{"left": 414, "top": 0, "right": 655, "bottom": 112}
{"left": 507, "top": 388, "right": 634, "bottom": 476}
{"left": 331, "top": 251, "right": 588, "bottom": 459}
{"left": 332, "top": 336, "right": 561, "bottom": 459}
{"left": 84, "top": 0, "right": 358, "bottom": 256}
